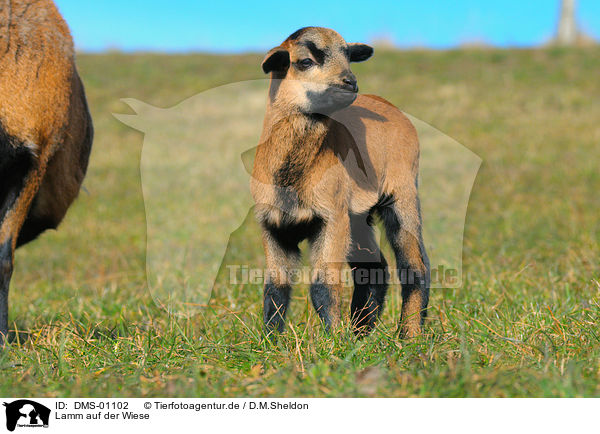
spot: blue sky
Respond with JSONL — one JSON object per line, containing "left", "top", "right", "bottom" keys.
{"left": 55, "top": 0, "right": 600, "bottom": 52}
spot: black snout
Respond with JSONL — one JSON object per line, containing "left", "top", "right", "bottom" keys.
{"left": 341, "top": 73, "right": 358, "bottom": 92}
{"left": 307, "top": 71, "right": 359, "bottom": 114}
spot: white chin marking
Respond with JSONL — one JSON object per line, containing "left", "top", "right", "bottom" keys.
{"left": 303, "top": 82, "right": 328, "bottom": 93}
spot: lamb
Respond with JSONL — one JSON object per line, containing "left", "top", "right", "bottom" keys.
{"left": 251, "top": 27, "right": 429, "bottom": 338}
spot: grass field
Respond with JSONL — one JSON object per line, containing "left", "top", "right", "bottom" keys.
{"left": 1, "top": 47, "right": 599, "bottom": 397}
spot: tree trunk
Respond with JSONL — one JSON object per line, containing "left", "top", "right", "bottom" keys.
{"left": 556, "top": 0, "right": 578, "bottom": 46}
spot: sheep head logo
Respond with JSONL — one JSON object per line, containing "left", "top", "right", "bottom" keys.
{"left": 115, "top": 80, "right": 481, "bottom": 317}
{"left": 3, "top": 400, "right": 50, "bottom": 431}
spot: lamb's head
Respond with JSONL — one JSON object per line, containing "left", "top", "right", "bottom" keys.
{"left": 262, "top": 27, "right": 373, "bottom": 115}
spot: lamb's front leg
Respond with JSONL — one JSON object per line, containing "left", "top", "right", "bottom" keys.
{"left": 261, "top": 229, "right": 300, "bottom": 334}
{"left": 309, "top": 211, "right": 350, "bottom": 331}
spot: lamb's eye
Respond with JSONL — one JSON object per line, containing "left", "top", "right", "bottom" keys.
{"left": 299, "top": 58, "right": 314, "bottom": 68}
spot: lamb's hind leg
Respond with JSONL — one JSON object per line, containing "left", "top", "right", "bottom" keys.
{"left": 348, "top": 213, "right": 388, "bottom": 336}
{"left": 380, "top": 191, "right": 430, "bottom": 338}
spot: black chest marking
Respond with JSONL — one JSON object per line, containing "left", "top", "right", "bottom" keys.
{"left": 270, "top": 115, "right": 326, "bottom": 212}
{"left": 273, "top": 150, "right": 307, "bottom": 211}
{"left": 264, "top": 215, "right": 323, "bottom": 254}
{"left": 273, "top": 145, "right": 307, "bottom": 189}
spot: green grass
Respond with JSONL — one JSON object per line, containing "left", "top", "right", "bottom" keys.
{"left": 1, "top": 47, "right": 599, "bottom": 397}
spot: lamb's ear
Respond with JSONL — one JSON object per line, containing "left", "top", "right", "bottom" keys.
{"left": 348, "top": 43, "right": 374, "bottom": 62}
{"left": 262, "top": 46, "right": 290, "bottom": 73}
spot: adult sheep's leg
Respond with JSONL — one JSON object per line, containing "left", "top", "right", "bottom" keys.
{"left": 0, "top": 141, "right": 46, "bottom": 344}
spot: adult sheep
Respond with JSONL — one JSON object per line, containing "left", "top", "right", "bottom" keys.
{"left": 0, "top": 0, "right": 92, "bottom": 344}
